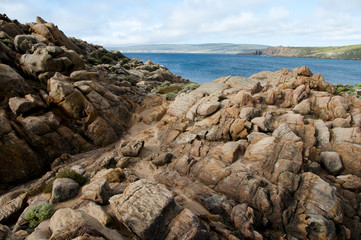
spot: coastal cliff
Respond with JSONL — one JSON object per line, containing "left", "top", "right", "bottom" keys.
{"left": 1, "top": 15, "right": 361, "bottom": 240}
{"left": 259, "top": 45, "right": 361, "bottom": 60}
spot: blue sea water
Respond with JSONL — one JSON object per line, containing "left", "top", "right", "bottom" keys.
{"left": 125, "top": 53, "right": 361, "bottom": 85}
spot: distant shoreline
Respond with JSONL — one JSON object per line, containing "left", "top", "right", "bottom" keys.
{"left": 111, "top": 43, "right": 361, "bottom": 61}
{"left": 120, "top": 51, "right": 361, "bottom": 61}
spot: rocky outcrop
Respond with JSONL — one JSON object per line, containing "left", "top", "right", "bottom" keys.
{"left": 0, "top": 16, "right": 188, "bottom": 185}
{"left": 1, "top": 14, "right": 361, "bottom": 240}
{"left": 154, "top": 65, "right": 361, "bottom": 239}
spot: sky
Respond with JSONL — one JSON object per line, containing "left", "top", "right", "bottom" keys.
{"left": 1, "top": 0, "right": 361, "bottom": 47}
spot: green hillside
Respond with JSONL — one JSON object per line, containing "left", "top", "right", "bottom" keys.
{"left": 262, "top": 44, "right": 361, "bottom": 60}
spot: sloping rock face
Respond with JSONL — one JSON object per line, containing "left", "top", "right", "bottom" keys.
{"left": 0, "top": 15, "right": 188, "bottom": 185}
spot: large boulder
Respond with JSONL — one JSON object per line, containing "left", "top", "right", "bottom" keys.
{"left": 120, "top": 139, "right": 144, "bottom": 157}
{"left": 8, "top": 94, "right": 46, "bottom": 115}
{"left": 85, "top": 117, "right": 118, "bottom": 147}
{"left": 82, "top": 179, "right": 112, "bottom": 205}
{"left": 49, "top": 208, "right": 124, "bottom": 240}
{"left": 320, "top": 152, "right": 343, "bottom": 175}
{"left": 0, "top": 15, "right": 24, "bottom": 38}
{"left": 165, "top": 208, "right": 209, "bottom": 240}
{"left": 14, "top": 34, "right": 47, "bottom": 53}
{"left": 109, "top": 179, "right": 181, "bottom": 240}
{"left": 50, "top": 178, "right": 80, "bottom": 203}
{"left": 29, "top": 16, "right": 80, "bottom": 52}
{"left": 0, "top": 64, "right": 32, "bottom": 102}
{"left": 0, "top": 129, "right": 43, "bottom": 183}
{"left": 20, "top": 44, "right": 84, "bottom": 78}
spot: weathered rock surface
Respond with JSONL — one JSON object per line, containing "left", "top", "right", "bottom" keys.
{"left": 82, "top": 179, "right": 112, "bottom": 205}
{"left": 320, "top": 151, "right": 344, "bottom": 175}
{"left": 110, "top": 179, "right": 181, "bottom": 239}
{"left": 1, "top": 14, "right": 361, "bottom": 240}
{"left": 0, "top": 193, "right": 27, "bottom": 224}
{"left": 165, "top": 208, "right": 209, "bottom": 240}
{"left": 49, "top": 208, "right": 124, "bottom": 240}
{"left": 50, "top": 178, "right": 79, "bottom": 203}
{"left": 0, "top": 16, "right": 187, "bottom": 185}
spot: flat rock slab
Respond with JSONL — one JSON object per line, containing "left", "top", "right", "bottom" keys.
{"left": 110, "top": 179, "right": 180, "bottom": 240}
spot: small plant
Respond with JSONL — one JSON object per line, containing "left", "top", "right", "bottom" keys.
{"left": 56, "top": 168, "right": 87, "bottom": 185}
{"left": 160, "top": 81, "right": 171, "bottom": 87}
{"left": 122, "top": 57, "right": 130, "bottom": 64}
{"left": 156, "top": 84, "right": 182, "bottom": 94}
{"left": 166, "top": 92, "right": 177, "bottom": 101}
{"left": 43, "top": 178, "right": 55, "bottom": 194}
{"left": 181, "top": 82, "right": 199, "bottom": 92}
{"left": 101, "top": 55, "right": 114, "bottom": 64}
{"left": 0, "top": 38, "right": 12, "bottom": 45}
{"left": 24, "top": 202, "right": 54, "bottom": 228}
{"left": 125, "top": 76, "right": 137, "bottom": 86}
{"left": 87, "top": 57, "right": 100, "bottom": 65}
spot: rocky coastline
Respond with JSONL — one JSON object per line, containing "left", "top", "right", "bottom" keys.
{"left": 1, "top": 15, "right": 361, "bottom": 240}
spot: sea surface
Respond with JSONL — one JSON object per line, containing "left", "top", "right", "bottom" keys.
{"left": 125, "top": 53, "right": 361, "bottom": 85}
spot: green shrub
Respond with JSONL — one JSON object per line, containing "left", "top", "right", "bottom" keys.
{"left": 156, "top": 84, "right": 182, "bottom": 94}
{"left": 43, "top": 178, "right": 55, "bottom": 194}
{"left": 24, "top": 202, "right": 54, "bottom": 228}
{"left": 160, "top": 81, "right": 171, "bottom": 87}
{"left": 122, "top": 57, "right": 130, "bottom": 64}
{"left": 87, "top": 57, "right": 100, "bottom": 65}
{"left": 125, "top": 76, "right": 137, "bottom": 86}
{"left": 181, "top": 82, "right": 199, "bottom": 92}
{"left": 0, "top": 38, "right": 12, "bottom": 45}
{"left": 44, "top": 169, "right": 87, "bottom": 194}
{"left": 56, "top": 168, "right": 87, "bottom": 185}
{"left": 101, "top": 55, "right": 114, "bottom": 64}
{"left": 166, "top": 92, "right": 177, "bottom": 101}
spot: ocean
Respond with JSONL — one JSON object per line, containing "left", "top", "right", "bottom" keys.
{"left": 124, "top": 53, "right": 361, "bottom": 85}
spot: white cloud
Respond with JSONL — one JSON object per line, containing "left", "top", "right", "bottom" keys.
{"left": 1, "top": 0, "right": 361, "bottom": 46}
{"left": 319, "top": 0, "right": 361, "bottom": 9}
{"left": 268, "top": 6, "right": 290, "bottom": 21}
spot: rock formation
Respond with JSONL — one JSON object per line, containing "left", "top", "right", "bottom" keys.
{"left": 0, "top": 14, "right": 361, "bottom": 240}
{"left": 0, "top": 14, "right": 188, "bottom": 185}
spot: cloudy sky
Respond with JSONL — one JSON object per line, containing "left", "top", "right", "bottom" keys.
{"left": 2, "top": 0, "right": 361, "bottom": 47}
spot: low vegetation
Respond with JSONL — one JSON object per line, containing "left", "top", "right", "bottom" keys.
{"left": 156, "top": 81, "right": 199, "bottom": 101}
{"left": 180, "top": 82, "right": 199, "bottom": 92}
{"left": 44, "top": 168, "right": 87, "bottom": 193}
{"left": 24, "top": 202, "right": 54, "bottom": 228}
{"left": 165, "top": 92, "right": 177, "bottom": 101}
{"left": 335, "top": 83, "right": 361, "bottom": 97}
{"left": 263, "top": 44, "right": 361, "bottom": 60}
{"left": 156, "top": 84, "right": 182, "bottom": 94}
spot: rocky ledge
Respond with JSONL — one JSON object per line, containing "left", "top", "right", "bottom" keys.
{"left": 1, "top": 15, "right": 361, "bottom": 240}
